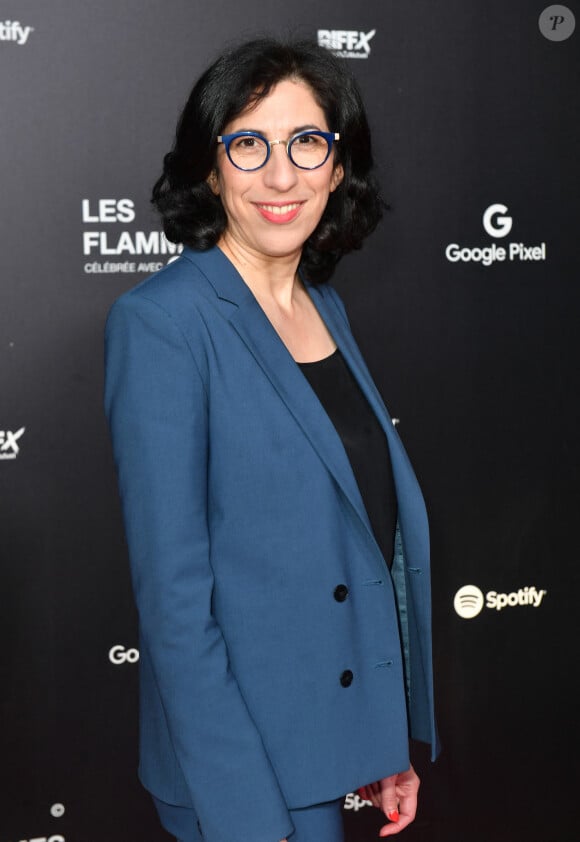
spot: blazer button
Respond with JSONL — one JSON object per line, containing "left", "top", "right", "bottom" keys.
{"left": 333, "top": 584, "right": 349, "bottom": 602}
{"left": 340, "top": 669, "right": 354, "bottom": 687}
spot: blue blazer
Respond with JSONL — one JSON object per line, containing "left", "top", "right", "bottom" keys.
{"left": 105, "top": 246, "right": 439, "bottom": 842}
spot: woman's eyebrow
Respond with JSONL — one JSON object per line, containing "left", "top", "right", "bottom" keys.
{"left": 231, "top": 124, "right": 324, "bottom": 135}
{"left": 291, "top": 124, "right": 324, "bottom": 134}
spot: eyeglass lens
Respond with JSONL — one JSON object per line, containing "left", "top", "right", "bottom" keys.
{"left": 228, "top": 133, "right": 330, "bottom": 170}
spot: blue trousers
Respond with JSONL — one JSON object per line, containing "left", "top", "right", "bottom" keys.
{"left": 152, "top": 794, "right": 345, "bottom": 842}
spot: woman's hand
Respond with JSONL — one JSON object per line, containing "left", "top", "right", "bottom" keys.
{"left": 357, "top": 764, "right": 420, "bottom": 837}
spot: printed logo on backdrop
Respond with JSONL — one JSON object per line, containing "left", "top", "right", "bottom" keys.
{"left": 82, "top": 199, "right": 181, "bottom": 275}
{"left": 11, "top": 802, "right": 66, "bottom": 842}
{"left": 0, "top": 427, "right": 25, "bottom": 460}
{"left": 445, "top": 204, "right": 547, "bottom": 268}
{"left": 539, "top": 5, "right": 576, "bottom": 41}
{"left": 344, "top": 793, "right": 372, "bottom": 811}
{"left": 0, "top": 20, "right": 34, "bottom": 44}
{"left": 482, "top": 204, "right": 512, "bottom": 238}
{"left": 317, "top": 30, "right": 376, "bottom": 59}
{"left": 109, "top": 644, "right": 139, "bottom": 664}
{"left": 454, "top": 584, "right": 547, "bottom": 619}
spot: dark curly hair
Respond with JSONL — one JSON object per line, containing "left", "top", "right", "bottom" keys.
{"left": 152, "top": 37, "right": 383, "bottom": 283}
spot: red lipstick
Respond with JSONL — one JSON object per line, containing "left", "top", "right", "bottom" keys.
{"left": 253, "top": 201, "right": 304, "bottom": 224}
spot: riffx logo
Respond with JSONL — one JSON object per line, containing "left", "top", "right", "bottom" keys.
{"left": 0, "top": 20, "right": 34, "bottom": 45}
{"left": 0, "top": 427, "right": 25, "bottom": 460}
{"left": 317, "top": 29, "right": 376, "bottom": 59}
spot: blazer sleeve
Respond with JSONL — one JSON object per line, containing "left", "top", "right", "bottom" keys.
{"left": 104, "top": 293, "right": 293, "bottom": 842}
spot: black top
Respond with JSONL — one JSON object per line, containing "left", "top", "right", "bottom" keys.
{"left": 298, "top": 349, "right": 397, "bottom": 568}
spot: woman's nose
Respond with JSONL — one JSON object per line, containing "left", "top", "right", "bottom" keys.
{"left": 262, "top": 143, "right": 299, "bottom": 191}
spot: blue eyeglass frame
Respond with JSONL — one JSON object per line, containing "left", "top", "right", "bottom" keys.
{"left": 216, "top": 130, "right": 340, "bottom": 171}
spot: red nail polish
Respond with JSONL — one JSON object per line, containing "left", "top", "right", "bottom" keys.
{"left": 387, "top": 810, "right": 399, "bottom": 822}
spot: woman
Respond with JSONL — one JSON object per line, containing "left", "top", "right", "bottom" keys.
{"left": 105, "top": 38, "right": 439, "bottom": 842}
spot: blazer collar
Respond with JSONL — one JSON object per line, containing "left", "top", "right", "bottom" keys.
{"left": 182, "top": 245, "right": 254, "bottom": 306}
{"left": 182, "top": 246, "right": 390, "bottom": 560}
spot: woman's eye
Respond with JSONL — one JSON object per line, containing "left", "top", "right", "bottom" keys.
{"left": 235, "top": 137, "right": 258, "bottom": 148}
{"left": 296, "top": 133, "right": 320, "bottom": 145}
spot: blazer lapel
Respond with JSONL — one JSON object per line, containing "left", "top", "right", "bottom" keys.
{"left": 183, "top": 247, "right": 376, "bottom": 546}
{"left": 229, "top": 295, "right": 378, "bottom": 544}
{"left": 306, "top": 284, "right": 392, "bottom": 432}
{"left": 308, "top": 283, "right": 430, "bottom": 554}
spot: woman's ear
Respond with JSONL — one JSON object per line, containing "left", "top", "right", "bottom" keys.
{"left": 207, "top": 169, "right": 220, "bottom": 195}
{"left": 330, "top": 163, "right": 344, "bottom": 192}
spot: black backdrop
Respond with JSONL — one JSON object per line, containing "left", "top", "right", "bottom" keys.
{"left": 2, "top": 2, "right": 579, "bottom": 840}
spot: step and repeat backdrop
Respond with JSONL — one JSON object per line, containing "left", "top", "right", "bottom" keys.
{"left": 1, "top": 2, "right": 579, "bottom": 841}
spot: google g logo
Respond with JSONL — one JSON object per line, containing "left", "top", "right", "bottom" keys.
{"left": 482, "top": 204, "right": 512, "bottom": 238}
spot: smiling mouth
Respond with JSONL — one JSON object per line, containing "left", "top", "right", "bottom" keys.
{"left": 256, "top": 202, "right": 304, "bottom": 215}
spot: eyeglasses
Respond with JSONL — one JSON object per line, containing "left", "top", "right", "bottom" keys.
{"left": 216, "top": 130, "right": 340, "bottom": 172}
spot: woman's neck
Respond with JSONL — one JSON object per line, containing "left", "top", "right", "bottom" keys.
{"left": 217, "top": 233, "right": 303, "bottom": 312}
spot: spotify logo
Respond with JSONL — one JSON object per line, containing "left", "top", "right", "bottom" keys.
{"left": 454, "top": 584, "right": 547, "bottom": 618}
{"left": 453, "top": 585, "right": 485, "bottom": 619}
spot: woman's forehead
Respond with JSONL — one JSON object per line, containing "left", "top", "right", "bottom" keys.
{"left": 226, "top": 79, "right": 328, "bottom": 133}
